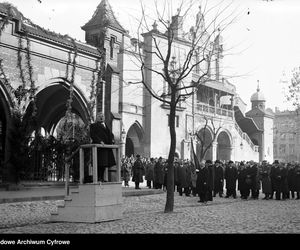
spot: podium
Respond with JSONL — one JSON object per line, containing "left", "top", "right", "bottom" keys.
{"left": 51, "top": 144, "right": 122, "bottom": 223}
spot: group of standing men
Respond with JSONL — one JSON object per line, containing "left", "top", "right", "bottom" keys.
{"left": 121, "top": 155, "right": 300, "bottom": 203}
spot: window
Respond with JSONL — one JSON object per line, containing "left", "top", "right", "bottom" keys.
{"left": 280, "top": 133, "right": 286, "bottom": 140}
{"left": 167, "top": 115, "right": 179, "bottom": 128}
{"left": 110, "top": 36, "right": 116, "bottom": 59}
{"left": 279, "top": 144, "right": 286, "bottom": 154}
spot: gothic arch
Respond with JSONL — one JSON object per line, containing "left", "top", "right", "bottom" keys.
{"left": 216, "top": 129, "right": 232, "bottom": 161}
{"left": 125, "top": 121, "right": 144, "bottom": 157}
{"left": 0, "top": 81, "right": 13, "bottom": 163}
{"left": 25, "top": 80, "right": 91, "bottom": 135}
{"left": 195, "top": 126, "right": 214, "bottom": 161}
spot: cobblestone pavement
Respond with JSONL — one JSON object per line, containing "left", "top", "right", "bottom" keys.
{"left": 0, "top": 193, "right": 300, "bottom": 234}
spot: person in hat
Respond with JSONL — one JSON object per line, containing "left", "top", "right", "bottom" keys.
{"left": 260, "top": 160, "right": 272, "bottom": 199}
{"left": 270, "top": 160, "right": 280, "bottom": 199}
{"left": 237, "top": 161, "right": 247, "bottom": 199}
{"left": 213, "top": 160, "right": 224, "bottom": 197}
{"left": 224, "top": 160, "right": 238, "bottom": 198}
{"left": 196, "top": 162, "right": 209, "bottom": 203}
{"left": 206, "top": 160, "right": 214, "bottom": 201}
{"left": 132, "top": 154, "right": 145, "bottom": 189}
{"left": 89, "top": 112, "right": 116, "bottom": 182}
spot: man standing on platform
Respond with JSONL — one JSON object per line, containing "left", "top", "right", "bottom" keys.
{"left": 89, "top": 112, "right": 116, "bottom": 182}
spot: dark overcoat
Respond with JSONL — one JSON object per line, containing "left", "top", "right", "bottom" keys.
{"left": 132, "top": 158, "right": 144, "bottom": 183}
{"left": 145, "top": 162, "right": 154, "bottom": 181}
{"left": 90, "top": 121, "right": 116, "bottom": 168}
{"left": 196, "top": 166, "right": 209, "bottom": 194}
{"left": 214, "top": 165, "right": 224, "bottom": 192}
{"left": 260, "top": 164, "right": 272, "bottom": 194}
{"left": 207, "top": 165, "right": 215, "bottom": 192}
{"left": 295, "top": 167, "right": 300, "bottom": 192}
{"left": 280, "top": 168, "right": 289, "bottom": 193}
{"left": 287, "top": 167, "right": 296, "bottom": 191}
{"left": 177, "top": 164, "right": 188, "bottom": 188}
{"left": 154, "top": 161, "right": 164, "bottom": 185}
{"left": 225, "top": 166, "right": 238, "bottom": 190}
{"left": 237, "top": 168, "right": 247, "bottom": 191}
{"left": 271, "top": 166, "right": 282, "bottom": 192}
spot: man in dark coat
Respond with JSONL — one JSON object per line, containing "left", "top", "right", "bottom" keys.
{"left": 287, "top": 163, "right": 296, "bottom": 199}
{"left": 89, "top": 113, "right": 116, "bottom": 182}
{"left": 270, "top": 160, "right": 279, "bottom": 199}
{"left": 271, "top": 161, "right": 286, "bottom": 200}
{"left": 295, "top": 164, "right": 300, "bottom": 199}
{"left": 248, "top": 161, "right": 259, "bottom": 199}
{"left": 132, "top": 154, "right": 144, "bottom": 189}
{"left": 237, "top": 162, "right": 247, "bottom": 199}
{"left": 260, "top": 161, "right": 272, "bottom": 199}
{"left": 213, "top": 160, "right": 224, "bottom": 197}
{"left": 154, "top": 157, "right": 164, "bottom": 189}
{"left": 196, "top": 162, "right": 209, "bottom": 203}
{"left": 177, "top": 160, "right": 188, "bottom": 196}
{"left": 206, "top": 160, "right": 214, "bottom": 201}
{"left": 224, "top": 161, "right": 238, "bottom": 198}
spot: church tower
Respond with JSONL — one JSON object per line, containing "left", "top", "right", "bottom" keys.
{"left": 81, "top": 0, "right": 126, "bottom": 165}
{"left": 246, "top": 81, "right": 274, "bottom": 162}
{"left": 81, "top": 0, "right": 126, "bottom": 67}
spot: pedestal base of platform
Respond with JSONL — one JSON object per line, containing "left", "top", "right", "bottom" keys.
{"left": 51, "top": 182, "right": 123, "bottom": 223}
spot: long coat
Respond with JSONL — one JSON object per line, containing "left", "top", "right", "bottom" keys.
{"left": 154, "top": 161, "right": 164, "bottom": 185}
{"left": 90, "top": 121, "right": 116, "bottom": 168}
{"left": 196, "top": 166, "right": 209, "bottom": 194}
{"left": 214, "top": 165, "right": 224, "bottom": 192}
{"left": 287, "top": 167, "right": 296, "bottom": 191}
{"left": 177, "top": 164, "right": 188, "bottom": 188}
{"left": 237, "top": 168, "right": 247, "bottom": 191}
{"left": 224, "top": 166, "right": 238, "bottom": 190}
{"left": 145, "top": 162, "right": 154, "bottom": 181}
{"left": 260, "top": 164, "right": 272, "bottom": 194}
{"left": 132, "top": 158, "right": 144, "bottom": 183}
{"left": 295, "top": 167, "right": 300, "bottom": 192}
{"left": 121, "top": 162, "right": 131, "bottom": 182}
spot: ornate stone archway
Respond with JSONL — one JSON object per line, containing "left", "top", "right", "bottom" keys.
{"left": 217, "top": 130, "right": 232, "bottom": 161}
{"left": 196, "top": 127, "right": 214, "bottom": 161}
{"left": 125, "top": 121, "right": 144, "bottom": 157}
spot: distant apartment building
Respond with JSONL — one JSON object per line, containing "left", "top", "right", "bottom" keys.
{"left": 273, "top": 108, "right": 300, "bottom": 162}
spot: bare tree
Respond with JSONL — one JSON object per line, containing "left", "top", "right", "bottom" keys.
{"left": 194, "top": 116, "right": 222, "bottom": 162}
{"left": 130, "top": 0, "right": 238, "bottom": 213}
{"left": 286, "top": 66, "right": 300, "bottom": 112}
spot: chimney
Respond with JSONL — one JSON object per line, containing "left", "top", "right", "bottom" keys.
{"left": 171, "top": 15, "right": 183, "bottom": 39}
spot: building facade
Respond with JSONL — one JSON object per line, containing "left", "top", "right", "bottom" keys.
{"left": 273, "top": 108, "right": 300, "bottom": 162}
{"left": 0, "top": 0, "right": 275, "bottom": 183}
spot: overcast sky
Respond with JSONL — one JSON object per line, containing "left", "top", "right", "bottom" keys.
{"left": 3, "top": 0, "right": 300, "bottom": 112}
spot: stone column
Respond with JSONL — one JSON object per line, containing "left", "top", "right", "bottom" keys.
{"left": 212, "top": 142, "right": 218, "bottom": 161}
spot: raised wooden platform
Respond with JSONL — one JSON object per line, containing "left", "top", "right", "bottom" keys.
{"left": 51, "top": 182, "right": 122, "bottom": 223}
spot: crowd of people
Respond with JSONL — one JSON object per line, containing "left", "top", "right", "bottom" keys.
{"left": 121, "top": 155, "right": 300, "bottom": 203}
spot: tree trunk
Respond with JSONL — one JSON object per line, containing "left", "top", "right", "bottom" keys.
{"left": 164, "top": 95, "right": 176, "bottom": 213}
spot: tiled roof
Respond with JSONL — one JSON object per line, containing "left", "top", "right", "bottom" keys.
{"left": 82, "top": 0, "right": 126, "bottom": 33}
{"left": 0, "top": 2, "right": 102, "bottom": 57}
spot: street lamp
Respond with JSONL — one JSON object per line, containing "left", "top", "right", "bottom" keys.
{"left": 121, "top": 128, "right": 126, "bottom": 157}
